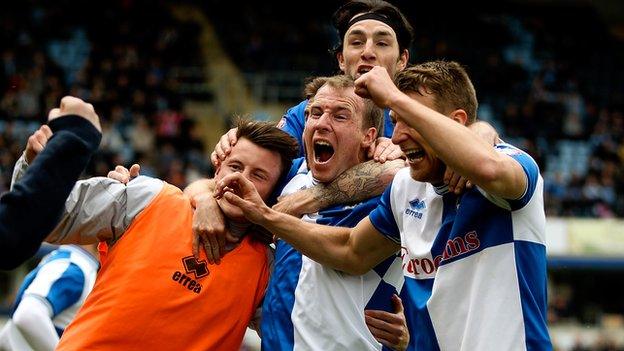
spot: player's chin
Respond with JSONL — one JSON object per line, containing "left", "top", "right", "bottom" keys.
{"left": 218, "top": 198, "right": 247, "bottom": 222}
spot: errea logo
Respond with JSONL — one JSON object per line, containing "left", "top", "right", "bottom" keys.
{"left": 171, "top": 256, "right": 209, "bottom": 294}
{"left": 405, "top": 198, "right": 426, "bottom": 219}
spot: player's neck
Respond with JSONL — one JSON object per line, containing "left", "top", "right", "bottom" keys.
{"left": 228, "top": 220, "right": 250, "bottom": 238}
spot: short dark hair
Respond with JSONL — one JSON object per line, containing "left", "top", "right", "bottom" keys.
{"left": 303, "top": 75, "right": 384, "bottom": 136}
{"left": 395, "top": 61, "right": 478, "bottom": 124}
{"left": 235, "top": 118, "right": 299, "bottom": 176}
{"left": 332, "top": 0, "right": 414, "bottom": 56}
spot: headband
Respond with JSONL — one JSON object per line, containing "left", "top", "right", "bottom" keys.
{"left": 345, "top": 12, "right": 399, "bottom": 34}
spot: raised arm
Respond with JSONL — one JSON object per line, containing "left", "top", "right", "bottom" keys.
{"left": 356, "top": 67, "right": 527, "bottom": 199}
{"left": 215, "top": 172, "right": 399, "bottom": 274}
{"left": 0, "top": 97, "right": 102, "bottom": 270}
{"left": 11, "top": 128, "right": 162, "bottom": 246}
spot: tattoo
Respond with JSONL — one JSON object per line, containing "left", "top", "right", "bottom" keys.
{"left": 312, "top": 159, "right": 404, "bottom": 208}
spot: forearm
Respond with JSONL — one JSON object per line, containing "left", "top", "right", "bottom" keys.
{"left": 184, "top": 178, "right": 215, "bottom": 198}
{"left": 260, "top": 209, "right": 368, "bottom": 274}
{"left": 389, "top": 94, "right": 522, "bottom": 196}
{"left": 310, "top": 159, "right": 404, "bottom": 209}
{"left": 12, "top": 296, "right": 59, "bottom": 351}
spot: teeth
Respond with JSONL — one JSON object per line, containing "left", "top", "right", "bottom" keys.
{"left": 315, "top": 141, "right": 331, "bottom": 146}
{"left": 404, "top": 149, "right": 424, "bottom": 161}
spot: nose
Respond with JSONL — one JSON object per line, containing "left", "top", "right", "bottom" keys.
{"left": 391, "top": 120, "right": 407, "bottom": 144}
{"left": 361, "top": 40, "right": 376, "bottom": 61}
{"left": 315, "top": 112, "right": 332, "bottom": 132}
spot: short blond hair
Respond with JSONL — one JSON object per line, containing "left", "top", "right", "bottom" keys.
{"left": 395, "top": 61, "right": 478, "bottom": 124}
{"left": 304, "top": 75, "right": 384, "bottom": 135}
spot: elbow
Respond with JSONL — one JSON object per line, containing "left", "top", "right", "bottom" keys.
{"left": 343, "top": 255, "right": 375, "bottom": 276}
{"left": 472, "top": 158, "right": 505, "bottom": 186}
{"left": 12, "top": 306, "right": 34, "bottom": 332}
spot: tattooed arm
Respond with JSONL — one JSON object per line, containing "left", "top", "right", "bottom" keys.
{"left": 272, "top": 159, "right": 404, "bottom": 217}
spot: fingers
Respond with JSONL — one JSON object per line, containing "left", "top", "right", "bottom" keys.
{"left": 49, "top": 96, "right": 102, "bottom": 132}
{"left": 25, "top": 125, "right": 54, "bottom": 163}
{"left": 227, "top": 128, "right": 238, "bottom": 147}
{"left": 214, "top": 173, "right": 252, "bottom": 198}
{"left": 40, "top": 125, "right": 53, "bottom": 138}
{"left": 207, "top": 233, "right": 221, "bottom": 264}
{"left": 373, "top": 142, "right": 389, "bottom": 162}
{"left": 107, "top": 170, "right": 127, "bottom": 183}
{"left": 365, "top": 311, "right": 402, "bottom": 348}
{"left": 445, "top": 166, "right": 473, "bottom": 195}
{"left": 210, "top": 151, "right": 220, "bottom": 168}
{"left": 192, "top": 231, "right": 201, "bottom": 260}
{"left": 215, "top": 128, "right": 238, "bottom": 163}
{"left": 107, "top": 165, "right": 131, "bottom": 183}
{"left": 391, "top": 294, "right": 404, "bottom": 313}
{"left": 364, "top": 295, "right": 409, "bottom": 350}
{"left": 129, "top": 164, "right": 141, "bottom": 178}
{"left": 385, "top": 147, "right": 405, "bottom": 162}
{"left": 48, "top": 108, "right": 61, "bottom": 120}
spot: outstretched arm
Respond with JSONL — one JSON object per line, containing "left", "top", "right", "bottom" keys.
{"left": 215, "top": 172, "right": 399, "bottom": 274}
{"left": 274, "top": 158, "right": 404, "bottom": 217}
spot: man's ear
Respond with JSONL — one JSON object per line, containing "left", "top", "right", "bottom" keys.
{"left": 397, "top": 49, "right": 409, "bottom": 72}
{"left": 361, "top": 127, "right": 377, "bottom": 149}
{"left": 450, "top": 109, "right": 468, "bottom": 126}
{"left": 337, "top": 52, "right": 346, "bottom": 73}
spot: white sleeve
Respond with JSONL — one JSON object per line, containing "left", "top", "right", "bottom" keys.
{"left": 12, "top": 295, "right": 59, "bottom": 351}
{"left": 10, "top": 152, "right": 29, "bottom": 191}
{"left": 45, "top": 176, "right": 164, "bottom": 245}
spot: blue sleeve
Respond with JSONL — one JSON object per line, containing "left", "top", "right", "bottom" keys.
{"left": 0, "top": 116, "right": 102, "bottom": 270}
{"left": 368, "top": 184, "right": 401, "bottom": 244}
{"left": 278, "top": 100, "right": 308, "bottom": 157}
{"left": 382, "top": 109, "right": 394, "bottom": 138}
{"left": 496, "top": 144, "right": 540, "bottom": 210}
{"left": 46, "top": 263, "right": 85, "bottom": 316}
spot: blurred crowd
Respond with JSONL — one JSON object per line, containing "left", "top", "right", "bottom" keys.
{"left": 0, "top": 0, "right": 210, "bottom": 193}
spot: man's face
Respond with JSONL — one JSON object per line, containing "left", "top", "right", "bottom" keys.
{"left": 215, "top": 138, "right": 283, "bottom": 221}
{"left": 303, "top": 84, "right": 375, "bottom": 183}
{"left": 338, "top": 19, "right": 408, "bottom": 79}
{"left": 390, "top": 91, "right": 446, "bottom": 183}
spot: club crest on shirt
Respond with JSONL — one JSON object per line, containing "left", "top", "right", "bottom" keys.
{"left": 405, "top": 198, "right": 426, "bottom": 219}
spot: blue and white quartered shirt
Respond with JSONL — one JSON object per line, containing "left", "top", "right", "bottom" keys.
{"left": 369, "top": 143, "right": 552, "bottom": 350}
{"left": 11, "top": 245, "right": 98, "bottom": 335}
{"left": 261, "top": 158, "right": 404, "bottom": 351}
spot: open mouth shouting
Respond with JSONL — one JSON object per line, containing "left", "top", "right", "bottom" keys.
{"left": 403, "top": 147, "right": 426, "bottom": 164}
{"left": 314, "top": 140, "right": 335, "bottom": 164}
{"left": 355, "top": 65, "right": 374, "bottom": 78}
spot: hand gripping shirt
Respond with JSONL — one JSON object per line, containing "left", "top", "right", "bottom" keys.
{"left": 369, "top": 143, "right": 552, "bottom": 351}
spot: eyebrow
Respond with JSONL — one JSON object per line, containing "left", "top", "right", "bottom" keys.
{"left": 347, "top": 28, "right": 395, "bottom": 39}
